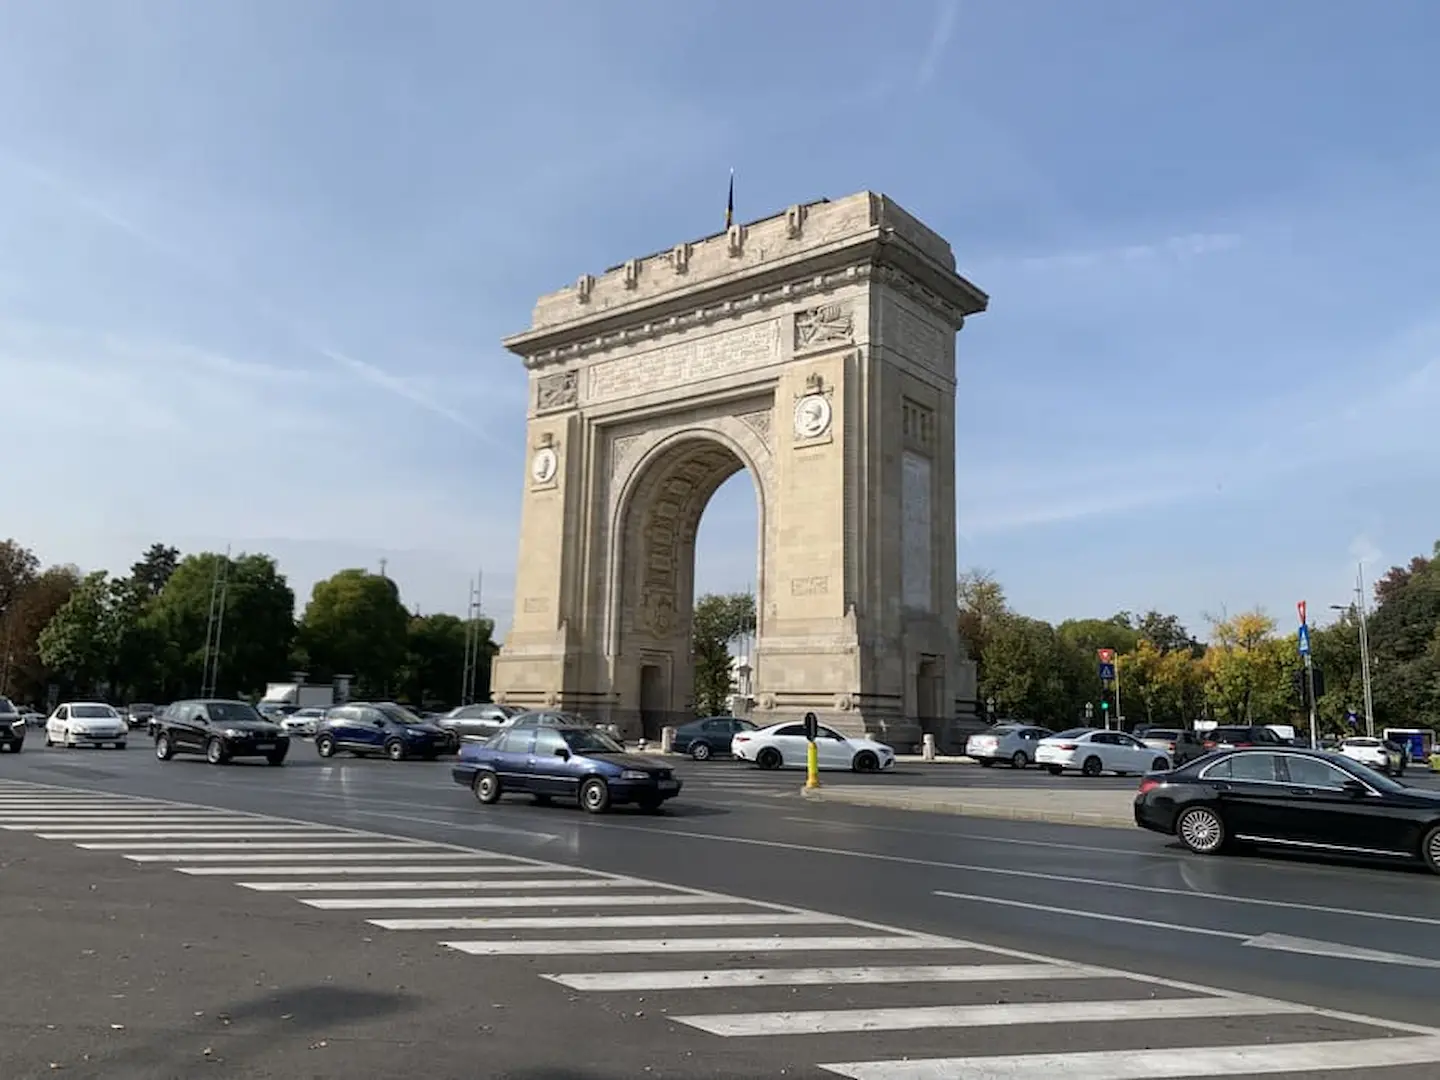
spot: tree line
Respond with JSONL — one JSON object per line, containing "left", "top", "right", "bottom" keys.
{"left": 0, "top": 539, "right": 497, "bottom": 710}
{"left": 957, "top": 539, "right": 1440, "bottom": 733}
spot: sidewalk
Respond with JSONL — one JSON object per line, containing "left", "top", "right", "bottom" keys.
{"left": 800, "top": 784, "right": 1137, "bottom": 829}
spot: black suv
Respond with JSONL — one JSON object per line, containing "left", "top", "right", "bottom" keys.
{"left": 0, "top": 696, "right": 24, "bottom": 753}
{"left": 154, "top": 699, "right": 289, "bottom": 765}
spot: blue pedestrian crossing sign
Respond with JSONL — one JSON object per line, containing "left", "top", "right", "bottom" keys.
{"left": 1098, "top": 662, "right": 1116, "bottom": 682}
{"left": 1297, "top": 624, "right": 1311, "bottom": 656}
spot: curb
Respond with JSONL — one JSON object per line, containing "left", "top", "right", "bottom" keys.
{"left": 798, "top": 786, "right": 1134, "bottom": 829}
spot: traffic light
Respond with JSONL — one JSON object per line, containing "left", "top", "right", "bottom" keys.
{"left": 1312, "top": 666, "right": 1325, "bottom": 699}
{"left": 803, "top": 711, "right": 818, "bottom": 741}
{"left": 1100, "top": 700, "right": 1109, "bottom": 712}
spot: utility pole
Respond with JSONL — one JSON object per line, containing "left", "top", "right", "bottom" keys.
{"left": 201, "top": 547, "right": 231, "bottom": 697}
{"left": 460, "top": 570, "right": 484, "bottom": 705}
{"left": 1356, "top": 562, "right": 1376, "bottom": 739}
{"left": 1297, "top": 600, "right": 1317, "bottom": 749}
{"left": 379, "top": 557, "right": 389, "bottom": 579}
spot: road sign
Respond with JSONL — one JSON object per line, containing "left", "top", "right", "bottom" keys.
{"left": 1346, "top": 708, "right": 1359, "bottom": 727}
{"left": 1098, "top": 662, "right": 1116, "bottom": 681}
{"left": 1084, "top": 702, "right": 1094, "bottom": 720}
{"left": 1297, "top": 624, "right": 1311, "bottom": 656}
{"left": 1097, "top": 648, "right": 1115, "bottom": 664}
{"left": 1297, "top": 601, "right": 1307, "bottom": 626}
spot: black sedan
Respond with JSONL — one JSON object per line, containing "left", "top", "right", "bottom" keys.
{"left": 154, "top": 699, "right": 289, "bottom": 765}
{"left": 1135, "top": 746, "right": 1440, "bottom": 873}
{"left": 671, "top": 715, "right": 757, "bottom": 760}
{"left": 452, "top": 723, "right": 681, "bottom": 813}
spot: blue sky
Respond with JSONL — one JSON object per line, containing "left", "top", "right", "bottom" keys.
{"left": 2, "top": 1, "right": 1437, "bottom": 641}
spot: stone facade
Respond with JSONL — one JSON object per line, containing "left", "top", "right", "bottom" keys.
{"left": 492, "top": 192, "right": 988, "bottom": 749}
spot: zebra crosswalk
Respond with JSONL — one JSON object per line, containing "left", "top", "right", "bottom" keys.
{"left": 3, "top": 778, "right": 1439, "bottom": 1078}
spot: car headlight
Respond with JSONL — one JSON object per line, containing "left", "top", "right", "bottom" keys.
{"left": 9, "top": 719, "right": 23, "bottom": 730}
{"left": 619, "top": 770, "right": 651, "bottom": 781}
{"left": 223, "top": 729, "right": 246, "bottom": 738}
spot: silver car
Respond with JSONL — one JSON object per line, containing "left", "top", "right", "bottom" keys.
{"left": 966, "top": 723, "right": 1055, "bottom": 769}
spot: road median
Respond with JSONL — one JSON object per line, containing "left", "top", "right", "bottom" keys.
{"left": 799, "top": 784, "right": 1137, "bottom": 829}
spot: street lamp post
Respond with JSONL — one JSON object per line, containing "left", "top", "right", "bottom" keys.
{"left": 1330, "top": 562, "right": 1377, "bottom": 739}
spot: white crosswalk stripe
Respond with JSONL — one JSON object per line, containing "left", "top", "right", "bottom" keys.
{"left": 4, "top": 777, "right": 1440, "bottom": 1079}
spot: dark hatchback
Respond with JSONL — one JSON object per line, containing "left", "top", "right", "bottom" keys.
{"left": 1135, "top": 746, "right": 1440, "bottom": 874}
{"left": 452, "top": 724, "right": 681, "bottom": 814}
{"left": 672, "top": 715, "right": 757, "bottom": 760}
{"left": 315, "top": 702, "right": 459, "bottom": 761}
{"left": 154, "top": 700, "right": 289, "bottom": 765}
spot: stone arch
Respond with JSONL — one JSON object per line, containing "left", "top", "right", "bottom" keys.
{"left": 605, "top": 415, "right": 771, "bottom": 725}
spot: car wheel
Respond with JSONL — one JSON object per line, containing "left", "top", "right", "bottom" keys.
{"left": 579, "top": 777, "right": 611, "bottom": 814}
{"left": 1081, "top": 755, "right": 1103, "bottom": 777}
{"left": 315, "top": 734, "right": 336, "bottom": 758}
{"left": 1176, "top": 805, "right": 1227, "bottom": 855}
{"left": 155, "top": 734, "right": 174, "bottom": 761}
{"left": 385, "top": 738, "right": 407, "bottom": 761}
{"left": 1152, "top": 757, "right": 1169, "bottom": 772}
{"left": 756, "top": 747, "right": 782, "bottom": 771}
{"left": 1420, "top": 824, "right": 1440, "bottom": 875}
{"left": 1010, "top": 750, "right": 1029, "bottom": 769}
{"left": 205, "top": 737, "right": 229, "bottom": 766}
{"left": 691, "top": 741, "right": 712, "bottom": 761}
{"left": 853, "top": 750, "right": 879, "bottom": 773}
{"left": 1045, "top": 765, "right": 1063, "bottom": 775}
{"left": 473, "top": 770, "right": 501, "bottom": 805}
{"left": 265, "top": 751, "right": 287, "bottom": 766}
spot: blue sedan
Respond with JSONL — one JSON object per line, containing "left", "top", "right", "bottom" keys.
{"left": 452, "top": 723, "right": 682, "bottom": 813}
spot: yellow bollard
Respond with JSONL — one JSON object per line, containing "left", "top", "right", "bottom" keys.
{"left": 805, "top": 739, "right": 821, "bottom": 789}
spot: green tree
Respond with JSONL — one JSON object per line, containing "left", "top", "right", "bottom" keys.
{"left": 692, "top": 592, "right": 755, "bottom": 717}
{"left": 979, "top": 614, "right": 1073, "bottom": 723}
{"left": 300, "top": 569, "right": 409, "bottom": 697}
{"left": 401, "top": 612, "right": 495, "bottom": 708}
{"left": 145, "top": 552, "right": 296, "bottom": 698}
{"left": 956, "top": 569, "right": 1008, "bottom": 664}
{"left": 1134, "top": 610, "right": 1200, "bottom": 656}
{"left": 130, "top": 543, "right": 181, "bottom": 598}
{"left": 1366, "top": 543, "right": 1440, "bottom": 728}
{"left": 1056, "top": 615, "right": 1140, "bottom": 659}
{"left": 1199, "top": 611, "right": 1298, "bottom": 726}
{"left": 0, "top": 539, "right": 40, "bottom": 621}
{"left": 2, "top": 564, "right": 81, "bottom": 703}
{"left": 36, "top": 571, "right": 124, "bottom": 696}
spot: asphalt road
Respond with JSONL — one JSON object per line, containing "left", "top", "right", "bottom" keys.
{"left": 4, "top": 743, "right": 1440, "bottom": 1079}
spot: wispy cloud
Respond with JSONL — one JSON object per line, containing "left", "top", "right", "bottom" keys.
{"left": 916, "top": 0, "right": 961, "bottom": 88}
{"left": 320, "top": 347, "right": 481, "bottom": 434}
{"left": 1014, "top": 232, "right": 1243, "bottom": 272}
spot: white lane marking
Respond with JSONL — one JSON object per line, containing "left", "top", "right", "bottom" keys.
{"left": 346, "top": 809, "right": 562, "bottom": 842}
{"left": 372, "top": 912, "right": 823, "bottom": 931}
{"left": 443, "top": 935, "right": 955, "bottom": 956}
{"left": 3, "top": 819, "right": 313, "bottom": 828}
{"left": 676, "top": 993, "right": 1310, "bottom": 1037}
{"left": 79, "top": 840, "right": 422, "bottom": 850}
{"left": 934, "top": 890, "right": 1246, "bottom": 940}
{"left": 543, "top": 963, "right": 1099, "bottom": 992}
{"left": 817, "top": 1035, "right": 1440, "bottom": 1079}
{"left": 314, "top": 893, "right": 729, "bottom": 911}
{"left": 40, "top": 831, "right": 364, "bottom": 841}
{"left": 239, "top": 877, "right": 643, "bottom": 892}
{"left": 129, "top": 852, "right": 487, "bottom": 862}
{"left": 1245, "top": 932, "right": 1440, "bottom": 969}
{"left": 179, "top": 863, "right": 514, "bottom": 874}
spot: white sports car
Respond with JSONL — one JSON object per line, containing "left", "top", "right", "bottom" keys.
{"left": 732, "top": 720, "right": 894, "bottom": 773}
{"left": 46, "top": 702, "right": 128, "bottom": 749}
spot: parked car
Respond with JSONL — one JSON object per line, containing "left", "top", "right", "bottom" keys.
{"left": 1201, "top": 725, "right": 1290, "bottom": 752}
{"left": 0, "top": 696, "right": 24, "bottom": 752}
{"left": 1139, "top": 728, "right": 1208, "bottom": 767}
{"left": 453, "top": 722, "right": 681, "bottom": 813}
{"left": 434, "top": 702, "right": 525, "bottom": 740}
{"left": 671, "top": 716, "right": 757, "bottom": 760}
{"left": 154, "top": 699, "right": 289, "bottom": 765}
{"left": 315, "top": 702, "right": 458, "bottom": 761}
{"left": 732, "top": 720, "right": 895, "bottom": 772}
{"left": 1035, "top": 728, "right": 1171, "bottom": 777}
{"left": 1336, "top": 736, "right": 1405, "bottom": 777}
{"left": 124, "top": 703, "right": 157, "bottom": 730}
{"left": 279, "top": 707, "right": 328, "bottom": 737}
{"left": 965, "top": 724, "right": 1054, "bottom": 768}
{"left": 1134, "top": 746, "right": 1440, "bottom": 874}
{"left": 45, "top": 702, "right": 128, "bottom": 749}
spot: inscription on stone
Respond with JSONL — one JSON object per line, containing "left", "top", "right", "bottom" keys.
{"left": 523, "top": 597, "right": 550, "bottom": 614}
{"left": 587, "top": 320, "right": 781, "bottom": 404}
{"left": 901, "top": 451, "right": 933, "bottom": 611}
{"left": 892, "top": 305, "right": 947, "bottom": 370}
{"left": 790, "top": 575, "right": 830, "bottom": 597}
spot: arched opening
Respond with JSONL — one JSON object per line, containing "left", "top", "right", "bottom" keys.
{"left": 615, "top": 434, "right": 762, "bottom": 739}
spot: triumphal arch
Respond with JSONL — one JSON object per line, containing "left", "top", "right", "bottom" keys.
{"left": 491, "top": 191, "right": 988, "bottom": 747}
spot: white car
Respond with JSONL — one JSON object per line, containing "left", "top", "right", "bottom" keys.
{"left": 280, "top": 707, "right": 328, "bottom": 737}
{"left": 1337, "top": 736, "right": 1404, "bottom": 776}
{"left": 732, "top": 720, "right": 894, "bottom": 773}
{"left": 965, "top": 724, "right": 1054, "bottom": 768}
{"left": 45, "top": 702, "right": 128, "bottom": 749}
{"left": 1035, "top": 727, "right": 1171, "bottom": 777}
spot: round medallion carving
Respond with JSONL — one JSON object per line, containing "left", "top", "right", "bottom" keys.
{"left": 793, "top": 393, "right": 832, "bottom": 440}
{"left": 531, "top": 446, "right": 558, "bottom": 484}
{"left": 758, "top": 694, "right": 776, "bottom": 711}
{"left": 836, "top": 694, "right": 853, "bottom": 712}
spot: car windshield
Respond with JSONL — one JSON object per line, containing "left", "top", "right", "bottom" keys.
{"left": 1343, "top": 738, "right": 1381, "bottom": 747}
{"left": 377, "top": 704, "right": 428, "bottom": 725}
{"left": 0, "top": 696, "right": 14, "bottom": 713}
{"left": 130, "top": 703, "right": 155, "bottom": 712}
{"left": 71, "top": 705, "right": 118, "bottom": 719}
{"left": 560, "top": 728, "right": 625, "bottom": 754}
{"left": 1051, "top": 728, "right": 1092, "bottom": 739}
{"left": 208, "top": 702, "right": 264, "bottom": 724}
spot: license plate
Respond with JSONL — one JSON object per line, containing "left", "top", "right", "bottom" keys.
{"left": 254, "top": 743, "right": 274, "bottom": 751}
{"left": 658, "top": 780, "right": 679, "bottom": 791}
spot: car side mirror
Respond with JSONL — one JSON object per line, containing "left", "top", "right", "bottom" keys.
{"left": 1341, "top": 779, "right": 1369, "bottom": 798}
{"left": 554, "top": 747, "right": 570, "bottom": 760}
